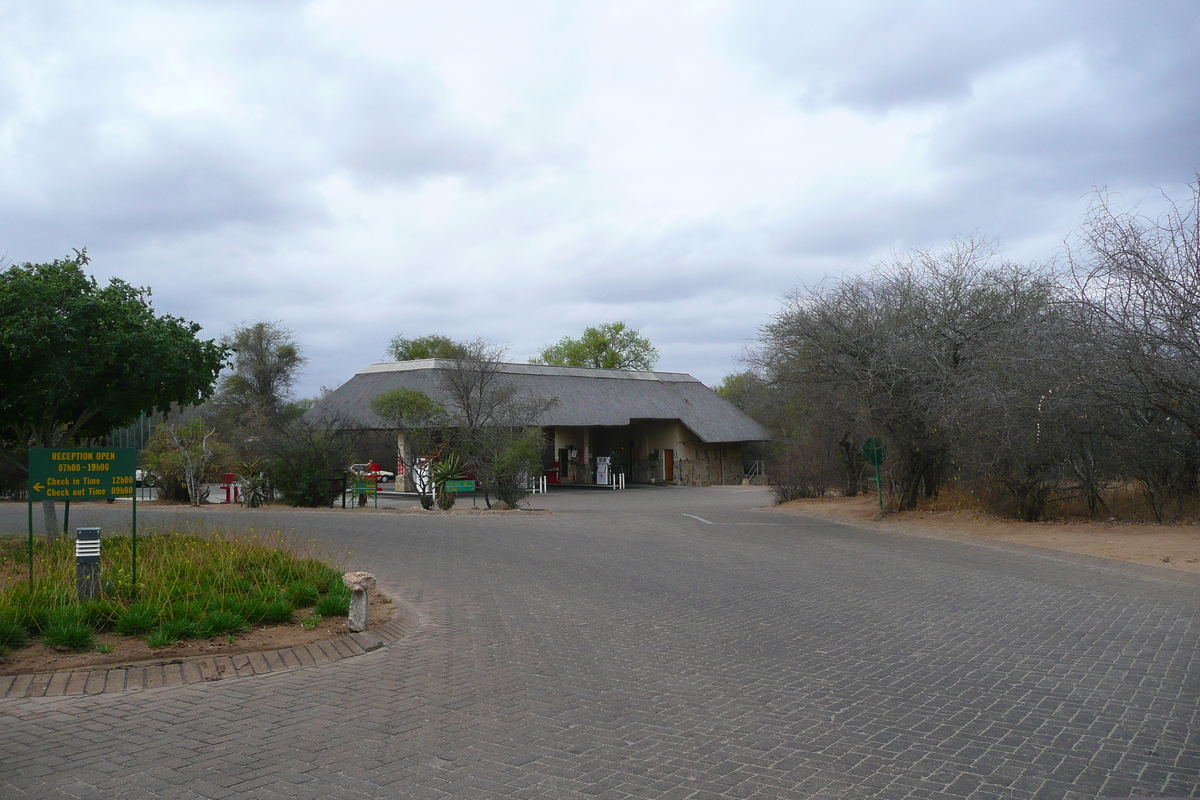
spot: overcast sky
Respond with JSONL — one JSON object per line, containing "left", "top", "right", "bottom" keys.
{"left": 3, "top": 1, "right": 1198, "bottom": 397}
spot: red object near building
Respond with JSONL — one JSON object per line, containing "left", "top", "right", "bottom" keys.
{"left": 220, "top": 473, "right": 239, "bottom": 504}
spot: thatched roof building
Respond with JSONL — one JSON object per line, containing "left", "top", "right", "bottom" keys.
{"left": 311, "top": 360, "right": 769, "bottom": 486}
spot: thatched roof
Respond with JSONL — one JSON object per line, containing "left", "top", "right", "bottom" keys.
{"left": 308, "top": 360, "right": 770, "bottom": 444}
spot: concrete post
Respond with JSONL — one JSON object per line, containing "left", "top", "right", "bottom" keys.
{"left": 342, "top": 571, "right": 377, "bottom": 632}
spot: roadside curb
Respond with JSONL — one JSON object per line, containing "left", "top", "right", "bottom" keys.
{"left": 776, "top": 506, "right": 1200, "bottom": 588}
{"left": 0, "top": 593, "right": 421, "bottom": 701}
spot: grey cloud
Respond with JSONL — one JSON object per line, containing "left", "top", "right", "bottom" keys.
{"left": 734, "top": 0, "right": 1200, "bottom": 120}
{"left": 319, "top": 71, "right": 497, "bottom": 185}
{"left": 733, "top": 0, "right": 1056, "bottom": 109}
{"left": 0, "top": 4, "right": 502, "bottom": 257}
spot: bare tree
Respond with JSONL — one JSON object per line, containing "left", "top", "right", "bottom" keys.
{"left": 439, "top": 339, "right": 556, "bottom": 509}
{"left": 1069, "top": 179, "right": 1200, "bottom": 506}
{"left": 756, "top": 236, "right": 1062, "bottom": 511}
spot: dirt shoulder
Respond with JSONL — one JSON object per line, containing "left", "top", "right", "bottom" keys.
{"left": 767, "top": 496, "right": 1200, "bottom": 575}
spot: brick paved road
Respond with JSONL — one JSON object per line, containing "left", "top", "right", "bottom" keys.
{"left": 1, "top": 487, "right": 1197, "bottom": 799}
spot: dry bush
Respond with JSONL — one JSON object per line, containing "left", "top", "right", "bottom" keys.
{"left": 767, "top": 442, "right": 841, "bottom": 504}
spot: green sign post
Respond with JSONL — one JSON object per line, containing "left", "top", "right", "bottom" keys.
{"left": 28, "top": 447, "right": 137, "bottom": 501}
{"left": 351, "top": 480, "right": 378, "bottom": 508}
{"left": 862, "top": 438, "right": 886, "bottom": 514}
{"left": 27, "top": 448, "right": 138, "bottom": 590}
{"left": 444, "top": 479, "right": 477, "bottom": 508}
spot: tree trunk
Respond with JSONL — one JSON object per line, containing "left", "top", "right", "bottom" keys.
{"left": 41, "top": 500, "right": 59, "bottom": 537}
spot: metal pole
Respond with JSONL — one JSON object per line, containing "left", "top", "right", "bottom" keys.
{"left": 132, "top": 483, "right": 138, "bottom": 599}
{"left": 27, "top": 498, "right": 33, "bottom": 584}
{"left": 63, "top": 499, "right": 70, "bottom": 537}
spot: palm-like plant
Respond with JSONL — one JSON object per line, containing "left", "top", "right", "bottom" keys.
{"left": 430, "top": 453, "right": 467, "bottom": 510}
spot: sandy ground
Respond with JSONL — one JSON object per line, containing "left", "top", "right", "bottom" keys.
{"left": 770, "top": 495, "right": 1200, "bottom": 575}
{"left": 0, "top": 589, "right": 396, "bottom": 676}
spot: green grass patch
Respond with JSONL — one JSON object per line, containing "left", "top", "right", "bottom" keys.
{"left": 0, "top": 619, "right": 27, "bottom": 649}
{"left": 197, "top": 610, "right": 248, "bottom": 638}
{"left": 315, "top": 588, "right": 350, "bottom": 618}
{"left": 285, "top": 581, "right": 319, "bottom": 607}
{"left": 114, "top": 603, "right": 159, "bottom": 636}
{"left": 0, "top": 524, "right": 346, "bottom": 658}
{"left": 42, "top": 622, "right": 95, "bottom": 652}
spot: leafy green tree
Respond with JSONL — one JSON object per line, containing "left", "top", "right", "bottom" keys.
{"left": 531, "top": 322, "right": 659, "bottom": 370}
{"left": 386, "top": 333, "right": 469, "bottom": 361}
{"left": 216, "top": 321, "right": 306, "bottom": 419}
{"left": 0, "top": 250, "right": 226, "bottom": 532}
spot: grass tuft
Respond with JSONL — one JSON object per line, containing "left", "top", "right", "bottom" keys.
{"left": 197, "top": 610, "right": 248, "bottom": 638}
{"left": 286, "top": 582, "right": 319, "bottom": 607}
{"left": 260, "top": 601, "right": 294, "bottom": 625}
{"left": 42, "top": 622, "right": 96, "bottom": 652}
{"left": 115, "top": 603, "right": 159, "bottom": 636}
{"left": 0, "top": 619, "right": 27, "bottom": 649}
{"left": 315, "top": 589, "right": 350, "bottom": 618}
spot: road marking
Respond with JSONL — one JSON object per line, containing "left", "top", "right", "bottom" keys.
{"left": 682, "top": 514, "right": 778, "bottom": 526}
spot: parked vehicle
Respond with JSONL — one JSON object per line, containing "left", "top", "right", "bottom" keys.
{"left": 349, "top": 462, "right": 395, "bottom": 482}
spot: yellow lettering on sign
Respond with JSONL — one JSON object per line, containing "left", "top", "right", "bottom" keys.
{"left": 52, "top": 451, "right": 94, "bottom": 461}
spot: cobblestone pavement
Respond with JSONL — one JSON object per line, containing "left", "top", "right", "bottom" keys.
{"left": 1, "top": 487, "right": 1197, "bottom": 799}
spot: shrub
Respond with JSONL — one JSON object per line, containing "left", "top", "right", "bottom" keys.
{"left": 274, "top": 465, "right": 335, "bottom": 508}
{"left": 768, "top": 450, "right": 836, "bottom": 504}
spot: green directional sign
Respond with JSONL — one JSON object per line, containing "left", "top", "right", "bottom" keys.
{"left": 862, "top": 438, "right": 886, "bottom": 467}
{"left": 444, "top": 480, "right": 476, "bottom": 493}
{"left": 28, "top": 448, "right": 137, "bottom": 502}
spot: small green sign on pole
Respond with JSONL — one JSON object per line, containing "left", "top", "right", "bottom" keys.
{"left": 350, "top": 480, "right": 379, "bottom": 508}
{"left": 862, "top": 438, "right": 886, "bottom": 514}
